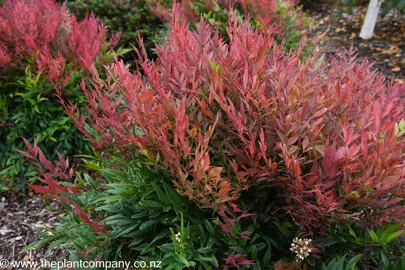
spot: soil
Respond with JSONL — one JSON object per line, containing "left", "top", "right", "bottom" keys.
{"left": 306, "top": 4, "right": 405, "bottom": 83}
{"left": 0, "top": 191, "right": 68, "bottom": 267}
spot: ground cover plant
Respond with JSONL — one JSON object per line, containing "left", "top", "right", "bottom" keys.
{"left": 0, "top": 0, "right": 120, "bottom": 189}
{"left": 21, "top": 6, "right": 405, "bottom": 269}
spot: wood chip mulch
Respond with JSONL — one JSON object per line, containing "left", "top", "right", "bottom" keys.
{"left": 306, "top": 4, "right": 405, "bottom": 83}
{"left": 0, "top": 191, "right": 67, "bottom": 266}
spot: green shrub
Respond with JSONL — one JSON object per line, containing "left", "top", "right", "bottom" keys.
{"left": 0, "top": 67, "right": 90, "bottom": 190}
{"left": 0, "top": 0, "right": 119, "bottom": 190}
{"left": 61, "top": 0, "right": 167, "bottom": 57}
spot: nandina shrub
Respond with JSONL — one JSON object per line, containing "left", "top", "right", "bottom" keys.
{"left": 0, "top": 0, "right": 119, "bottom": 189}
{"left": 63, "top": 10, "right": 405, "bottom": 235}
{"left": 24, "top": 8, "right": 405, "bottom": 269}
{"left": 150, "top": 0, "right": 313, "bottom": 57}
{"left": 21, "top": 140, "right": 286, "bottom": 269}
{"left": 0, "top": 0, "right": 119, "bottom": 81}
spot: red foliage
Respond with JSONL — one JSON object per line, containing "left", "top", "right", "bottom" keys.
{"left": 150, "top": 0, "right": 307, "bottom": 41}
{"left": 19, "top": 138, "right": 106, "bottom": 234}
{"left": 151, "top": 0, "right": 278, "bottom": 25}
{"left": 60, "top": 11, "right": 405, "bottom": 234}
{"left": 0, "top": 0, "right": 113, "bottom": 83}
{"left": 224, "top": 253, "right": 254, "bottom": 270}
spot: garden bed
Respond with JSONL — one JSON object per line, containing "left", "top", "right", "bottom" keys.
{"left": 0, "top": 191, "right": 66, "bottom": 264}
{"left": 1, "top": 1, "right": 405, "bottom": 268}
{"left": 307, "top": 4, "right": 404, "bottom": 82}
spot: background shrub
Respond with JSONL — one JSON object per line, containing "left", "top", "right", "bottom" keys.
{"left": 150, "top": 0, "right": 313, "bottom": 57}
{"left": 0, "top": 0, "right": 118, "bottom": 190}
{"left": 61, "top": 0, "right": 167, "bottom": 58}
{"left": 61, "top": 0, "right": 313, "bottom": 59}
{"left": 24, "top": 10, "right": 405, "bottom": 269}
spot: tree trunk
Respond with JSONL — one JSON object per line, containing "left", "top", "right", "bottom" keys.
{"left": 359, "top": 0, "right": 382, "bottom": 39}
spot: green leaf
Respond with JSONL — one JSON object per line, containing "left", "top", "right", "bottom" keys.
{"left": 380, "top": 253, "right": 389, "bottom": 270}
{"left": 141, "top": 242, "right": 160, "bottom": 255}
{"left": 140, "top": 220, "right": 156, "bottom": 230}
{"left": 95, "top": 204, "right": 120, "bottom": 213}
{"left": 105, "top": 215, "right": 133, "bottom": 226}
{"left": 210, "top": 255, "right": 219, "bottom": 268}
{"left": 84, "top": 173, "right": 98, "bottom": 190}
{"left": 196, "top": 254, "right": 214, "bottom": 263}
{"left": 128, "top": 237, "right": 146, "bottom": 247}
{"left": 384, "top": 230, "right": 404, "bottom": 244}
{"left": 197, "top": 247, "right": 212, "bottom": 254}
{"left": 151, "top": 230, "right": 170, "bottom": 244}
{"left": 93, "top": 194, "right": 124, "bottom": 203}
{"left": 131, "top": 212, "right": 149, "bottom": 219}
{"left": 177, "top": 255, "right": 191, "bottom": 267}
{"left": 345, "top": 254, "right": 361, "bottom": 270}
{"left": 114, "top": 223, "right": 140, "bottom": 238}
{"left": 383, "top": 223, "right": 403, "bottom": 235}
{"left": 263, "top": 245, "right": 272, "bottom": 265}
{"left": 368, "top": 230, "right": 379, "bottom": 244}
{"left": 251, "top": 245, "right": 258, "bottom": 260}
{"left": 321, "top": 237, "right": 342, "bottom": 247}
{"left": 230, "top": 246, "right": 245, "bottom": 254}
{"left": 205, "top": 220, "right": 215, "bottom": 236}
{"left": 159, "top": 243, "right": 175, "bottom": 253}
{"left": 101, "top": 168, "right": 128, "bottom": 182}
{"left": 141, "top": 200, "right": 163, "bottom": 208}
{"left": 163, "top": 182, "right": 184, "bottom": 208}
{"left": 274, "top": 221, "right": 292, "bottom": 238}
{"left": 23, "top": 240, "right": 45, "bottom": 252}
{"left": 152, "top": 182, "right": 170, "bottom": 206}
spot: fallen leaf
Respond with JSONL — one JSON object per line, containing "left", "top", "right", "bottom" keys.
{"left": 392, "top": 67, "right": 401, "bottom": 72}
{"left": 335, "top": 27, "right": 346, "bottom": 33}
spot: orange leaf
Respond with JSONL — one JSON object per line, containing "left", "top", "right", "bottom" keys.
{"left": 219, "top": 181, "right": 232, "bottom": 195}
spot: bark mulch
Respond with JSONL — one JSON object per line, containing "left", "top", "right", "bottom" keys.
{"left": 307, "top": 4, "right": 405, "bottom": 83}
{"left": 0, "top": 191, "right": 68, "bottom": 267}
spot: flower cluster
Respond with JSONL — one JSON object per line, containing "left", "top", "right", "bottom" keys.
{"left": 175, "top": 232, "right": 181, "bottom": 242}
{"left": 290, "top": 238, "right": 312, "bottom": 262}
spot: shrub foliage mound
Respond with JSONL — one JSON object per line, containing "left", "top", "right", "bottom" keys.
{"left": 69, "top": 11, "right": 405, "bottom": 232}
{"left": 60, "top": 0, "right": 312, "bottom": 58}
{"left": 23, "top": 8, "right": 405, "bottom": 269}
{"left": 0, "top": 0, "right": 117, "bottom": 189}
{"left": 61, "top": 0, "right": 165, "bottom": 57}
{"left": 151, "top": 0, "right": 312, "bottom": 55}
